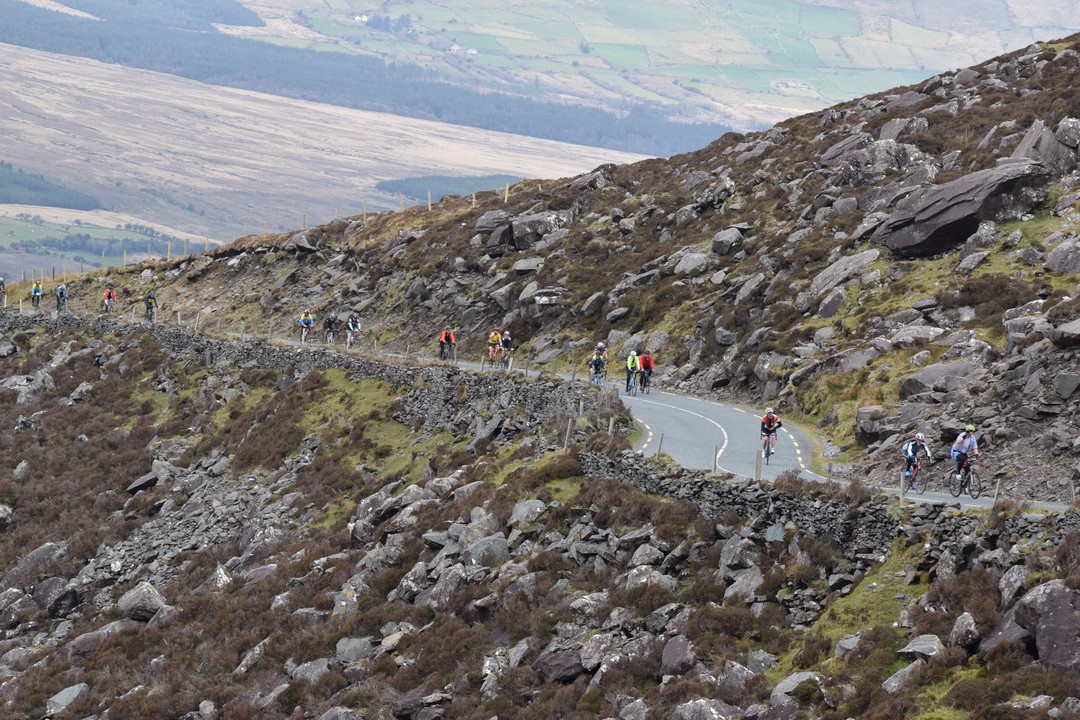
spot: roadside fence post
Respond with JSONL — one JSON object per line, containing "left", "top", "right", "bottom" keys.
{"left": 176, "top": 311, "right": 181, "bottom": 327}
{"left": 655, "top": 433, "right": 664, "bottom": 458}
{"left": 608, "top": 416, "right": 615, "bottom": 435}
{"left": 754, "top": 451, "right": 762, "bottom": 483}
{"left": 571, "top": 353, "right": 577, "bottom": 382}
{"left": 563, "top": 418, "right": 573, "bottom": 449}
{"left": 240, "top": 322, "right": 245, "bottom": 341}
{"left": 900, "top": 471, "right": 906, "bottom": 501}
{"left": 712, "top": 445, "right": 718, "bottom": 473}
{"left": 131, "top": 306, "right": 136, "bottom": 323}
{"left": 577, "top": 399, "right": 583, "bottom": 416}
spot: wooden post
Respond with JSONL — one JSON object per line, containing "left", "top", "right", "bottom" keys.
{"left": 51, "top": 265, "right": 55, "bottom": 279}
{"left": 655, "top": 433, "right": 664, "bottom": 458}
{"left": 131, "top": 306, "right": 136, "bottom": 323}
{"left": 504, "top": 184, "right": 509, "bottom": 203}
{"left": 176, "top": 311, "right": 181, "bottom": 326}
{"left": 471, "top": 193, "right": 476, "bottom": 208}
{"left": 302, "top": 214, "right": 307, "bottom": 229}
{"left": 240, "top": 322, "right": 245, "bottom": 341}
{"left": 713, "top": 445, "right": 718, "bottom": 473}
{"left": 563, "top": 418, "right": 573, "bottom": 449}
{"left": 900, "top": 471, "right": 906, "bottom": 501}
{"left": 147, "top": 240, "right": 151, "bottom": 261}
{"left": 79, "top": 261, "right": 83, "bottom": 274}
{"left": 364, "top": 199, "right": 367, "bottom": 220}
{"left": 577, "top": 398, "right": 583, "bottom": 416}
{"left": 205, "top": 237, "right": 209, "bottom": 253}
{"left": 608, "top": 416, "right": 615, "bottom": 435}
{"left": 754, "top": 450, "right": 762, "bottom": 482}
{"left": 123, "top": 249, "right": 127, "bottom": 266}
{"left": 183, "top": 238, "right": 188, "bottom": 256}
{"left": 427, "top": 191, "right": 431, "bottom": 211}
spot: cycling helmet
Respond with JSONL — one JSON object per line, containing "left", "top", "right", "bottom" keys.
{"left": 329, "top": 312, "right": 337, "bottom": 320}
{"left": 965, "top": 424, "right": 976, "bottom": 432}
{"left": 597, "top": 342, "right": 605, "bottom": 349}
{"left": 503, "top": 331, "right": 510, "bottom": 337}
{"left": 630, "top": 351, "right": 637, "bottom": 357}
{"left": 915, "top": 432, "right": 925, "bottom": 441}
{"left": 765, "top": 407, "right": 774, "bottom": 415}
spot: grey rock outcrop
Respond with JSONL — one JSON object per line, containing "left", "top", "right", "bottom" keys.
{"left": 872, "top": 161, "right": 1053, "bottom": 257}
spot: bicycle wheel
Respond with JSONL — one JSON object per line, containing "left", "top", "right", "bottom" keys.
{"left": 967, "top": 469, "right": 982, "bottom": 500}
{"left": 912, "top": 465, "right": 927, "bottom": 495}
{"left": 949, "top": 470, "right": 963, "bottom": 497}
{"left": 643, "top": 374, "right": 650, "bottom": 394}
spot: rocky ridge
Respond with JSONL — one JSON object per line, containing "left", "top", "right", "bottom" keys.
{"left": 45, "top": 34, "right": 1080, "bottom": 501}
{"left": 2, "top": 314, "right": 1080, "bottom": 718}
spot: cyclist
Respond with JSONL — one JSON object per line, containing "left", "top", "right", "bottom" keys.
{"left": 638, "top": 348, "right": 655, "bottom": 390}
{"left": 346, "top": 313, "right": 362, "bottom": 345}
{"left": 901, "top": 432, "right": 933, "bottom": 489}
{"left": 625, "top": 351, "right": 640, "bottom": 393}
{"left": 102, "top": 286, "right": 117, "bottom": 312}
{"left": 439, "top": 326, "right": 456, "bottom": 360}
{"left": 144, "top": 290, "right": 157, "bottom": 321}
{"left": 0, "top": 275, "right": 5, "bottom": 299}
{"left": 487, "top": 327, "right": 502, "bottom": 362}
{"left": 298, "top": 310, "right": 316, "bottom": 339}
{"left": 322, "top": 312, "right": 338, "bottom": 343}
{"left": 588, "top": 351, "right": 606, "bottom": 384}
{"left": 761, "top": 408, "right": 782, "bottom": 458}
{"left": 30, "top": 281, "right": 43, "bottom": 308}
{"left": 55, "top": 282, "right": 68, "bottom": 311}
{"left": 595, "top": 341, "right": 609, "bottom": 361}
{"left": 951, "top": 424, "right": 980, "bottom": 482}
{"left": 500, "top": 330, "right": 514, "bottom": 363}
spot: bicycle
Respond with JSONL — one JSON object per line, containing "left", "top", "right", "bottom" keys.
{"left": 625, "top": 370, "right": 638, "bottom": 396}
{"left": 102, "top": 298, "right": 114, "bottom": 313}
{"left": 500, "top": 349, "right": 513, "bottom": 371}
{"left": 761, "top": 432, "right": 776, "bottom": 465}
{"left": 346, "top": 330, "right": 361, "bottom": 350}
{"left": 145, "top": 305, "right": 156, "bottom": 323}
{"left": 483, "top": 344, "right": 501, "bottom": 371}
{"left": 324, "top": 329, "right": 335, "bottom": 346}
{"left": 438, "top": 342, "right": 454, "bottom": 361}
{"left": 638, "top": 370, "right": 651, "bottom": 395}
{"left": 949, "top": 456, "right": 984, "bottom": 499}
{"left": 31, "top": 293, "right": 41, "bottom": 309}
{"left": 300, "top": 325, "right": 311, "bottom": 345}
{"left": 56, "top": 297, "right": 67, "bottom": 313}
{"left": 905, "top": 457, "right": 928, "bottom": 495}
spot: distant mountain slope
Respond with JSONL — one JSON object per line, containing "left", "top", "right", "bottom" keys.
{"left": 228, "top": 0, "right": 1080, "bottom": 127}
{"left": 0, "top": 0, "right": 727, "bottom": 156}
{"left": 0, "top": 43, "right": 646, "bottom": 242}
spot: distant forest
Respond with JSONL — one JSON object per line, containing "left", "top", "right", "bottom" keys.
{"left": 0, "top": 0, "right": 727, "bottom": 156}
{"left": 0, "top": 161, "right": 101, "bottom": 210}
{"left": 376, "top": 175, "right": 523, "bottom": 203}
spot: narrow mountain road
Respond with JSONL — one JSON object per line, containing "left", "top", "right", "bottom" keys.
{"left": 9, "top": 309, "right": 1065, "bottom": 513}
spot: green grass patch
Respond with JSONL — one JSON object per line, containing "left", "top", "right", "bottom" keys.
{"left": 769, "top": 538, "right": 928, "bottom": 682}
{"left": 547, "top": 477, "right": 582, "bottom": 503}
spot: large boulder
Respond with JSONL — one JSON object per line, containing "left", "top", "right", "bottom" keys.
{"left": 118, "top": 581, "right": 167, "bottom": 622}
{"left": 899, "top": 361, "right": 977, "bottom": 399}
{"left": 794, "top": 249, "right": 879, "bottom": 311}
{"left": 872, "top": 160, "right": 1053, "bottom": 257}
{"left": 1044, "top": 239, "right": 1080, "bottom": 273}
{"left": 661, "top": 634, "right": 696, "bottom": 675}
{"left": 1013, "top": 580, "right": 1080, "bottom": 670}
{"left": 1051, "top": 318, "right": 1080, "bottom": 349}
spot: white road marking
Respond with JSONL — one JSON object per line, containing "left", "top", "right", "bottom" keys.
{"left": 630, "top": 396, "right": 732, "bottom": 473}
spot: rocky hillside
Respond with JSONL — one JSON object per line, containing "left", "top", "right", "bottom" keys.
{"left": 36, "top": 34, "right": 1080, "bottom": 502}
{"left": 2, "top": 312, "right": 1080, "bottom": 720}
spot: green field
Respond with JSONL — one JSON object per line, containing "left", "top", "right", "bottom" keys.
{"left": 0, "top": 215, "right": 188, "bottom": 280}
{"left": 236, "top": 0, "right": 1046, "bottom": 126}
